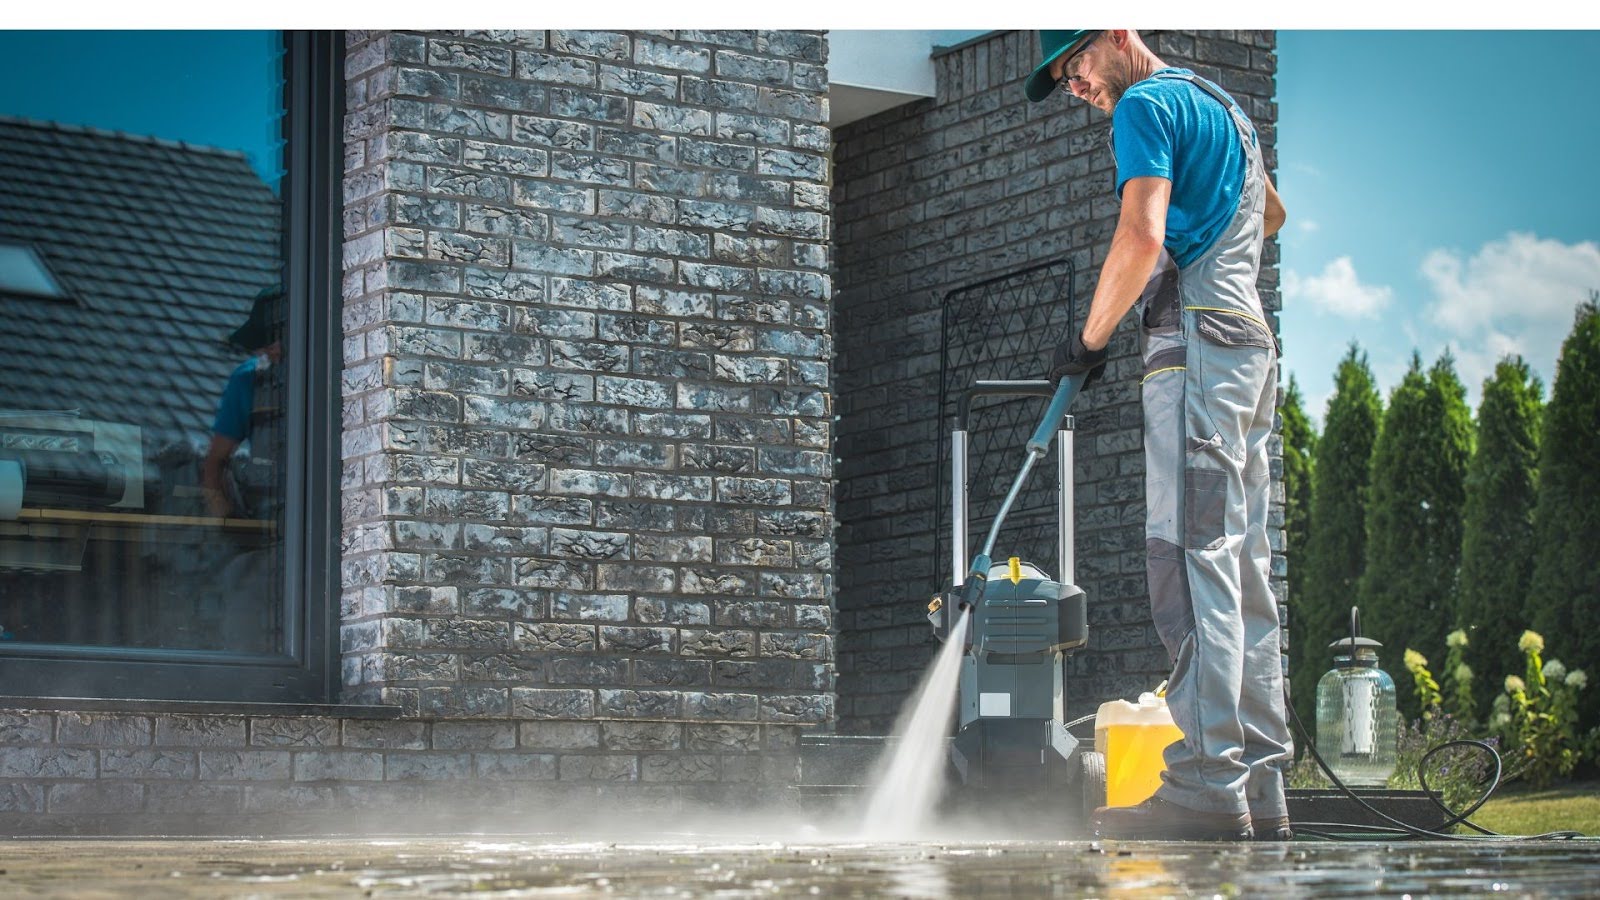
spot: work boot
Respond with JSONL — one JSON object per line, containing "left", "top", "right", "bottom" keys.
{"left": 1093, "top": 796, "right": 1253, "bottom": 841}
{"left": 1252, "top": 815, "right": 1294, "bottom": 841}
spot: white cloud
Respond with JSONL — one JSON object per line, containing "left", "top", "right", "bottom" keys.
{"left": 1421, "top": 232, "right": 1600, "bottom": 393}
{"left": 1424, "top": 233, "right": 1600, "bottom": 334}
{"left": 1297, "top": 220, "right": 1320, "bottom": 234}
{"left": 1282, "top": 257, "right": 1393, "bottom": 319}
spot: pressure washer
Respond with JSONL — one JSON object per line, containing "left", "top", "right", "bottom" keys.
{"left": 925, "top": 374, "right": 1103, "bottom": 814}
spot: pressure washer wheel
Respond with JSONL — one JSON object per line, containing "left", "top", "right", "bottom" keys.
{"left": 1081, "top": 750, "right": 1107, "bottom": 815}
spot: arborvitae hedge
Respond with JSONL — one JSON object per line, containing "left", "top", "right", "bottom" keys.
{"left": 1358, "top": 351, "right": 1473, "bottom": 721}
{"left": 1456, "top": 356, "right": 1543, "bottom": 712}
{"left": 1293, "top": 346, "right": 1380, "bottom": 729}
{"left": 1529, "top": 301, "right": 1600, "bottom": 724}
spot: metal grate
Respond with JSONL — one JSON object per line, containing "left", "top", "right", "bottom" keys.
{"left": 935, "top": 259, "right": 1076, "bottom": 587}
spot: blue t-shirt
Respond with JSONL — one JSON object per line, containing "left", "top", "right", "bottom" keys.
{"left": 1111, "top": 68, "right": 1253, "bottom": 268}
{"left": 212, "top": 356, "right": 259, "bottom": 442}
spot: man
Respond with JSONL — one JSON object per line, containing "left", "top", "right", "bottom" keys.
{"left": 201, "top": 284, "right": 283, "bottom": 520}
{"left": 1027, "top": 30, "right": 1293, "bottom": 841}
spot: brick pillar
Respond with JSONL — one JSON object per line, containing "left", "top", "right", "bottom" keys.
{"left": 339, "top": 30, "right": 836, "bottom": 729}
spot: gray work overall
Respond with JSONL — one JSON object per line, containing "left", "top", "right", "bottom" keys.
{"left": 1134, "top": 72, "right": 1292, "bottom": 819}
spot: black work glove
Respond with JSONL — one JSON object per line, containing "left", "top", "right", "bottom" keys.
{"left": 1048, "top": 333, "right": 1108, "bottom": 389}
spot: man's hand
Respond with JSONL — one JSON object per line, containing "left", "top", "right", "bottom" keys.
{"left": 1048, "top": 333, "right": 1108, "bottom": 389}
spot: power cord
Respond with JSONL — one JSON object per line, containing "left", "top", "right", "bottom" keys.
{"left": 1285, "top": 701, "right": 1585, "bottom": 841}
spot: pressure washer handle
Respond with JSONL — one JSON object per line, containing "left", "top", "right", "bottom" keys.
{"left": 1026, "top": 373, "right": 1086, "bottom": 457}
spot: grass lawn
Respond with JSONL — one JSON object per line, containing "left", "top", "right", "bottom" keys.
{"left": 1470, "top": 780, "right": 1600, "bottom": 837}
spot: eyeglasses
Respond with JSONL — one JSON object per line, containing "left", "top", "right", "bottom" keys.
{"left": 1054, "top": 31, "right": 1104, "bottom": 96}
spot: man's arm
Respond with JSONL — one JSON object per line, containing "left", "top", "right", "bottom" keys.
{"left": 201, "top": 434, "right": 240, "bottom": 518}
{"left": 1263, "top": 174, "right": 1286, "bottom": 239}
{"left": 1079, "top": 176, "right": 1171, "bottom": 351}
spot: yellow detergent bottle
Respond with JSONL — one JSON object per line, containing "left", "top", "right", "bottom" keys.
{"left": 1094, "top": 682, "right": 1184, "bottom": 808}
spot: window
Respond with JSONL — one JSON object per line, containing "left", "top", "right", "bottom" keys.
{"left": 0, "top": 243, "right": 68, "bottom": 300}
{"left": 0, "top": 31, "right": 341, "bottom": 702}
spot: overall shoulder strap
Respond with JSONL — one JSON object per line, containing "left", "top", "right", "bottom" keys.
{"left": 1153, "top": 71, "right": 1257, "bottom": 148}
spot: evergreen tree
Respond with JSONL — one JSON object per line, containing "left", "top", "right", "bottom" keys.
{"left": 1282, "top": 375, "right": 1317, "bottom": 610}
{"left": 1358, "top": 350, "right": 1473, "bottom": 721}
{"left": 1293, "top": 346, "right": 1380, "bottom": 731}
{"left": 1529, "top": 300, "right": 1600, "bottom": 725}
{"left": 1456, "top": 356, "right": 1543, "bottom": 713}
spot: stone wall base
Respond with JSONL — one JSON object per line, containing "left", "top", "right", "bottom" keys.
{"left": 0, "top": 708, "right": 805, "bottom": 836}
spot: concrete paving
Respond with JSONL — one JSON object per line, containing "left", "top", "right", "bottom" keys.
{"left": 2, "top": 836, "right": 1599, "bottom": 897}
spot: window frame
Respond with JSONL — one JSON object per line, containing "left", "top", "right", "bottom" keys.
{"left": 0, "top": 30, "right": 343, "bottom": 704}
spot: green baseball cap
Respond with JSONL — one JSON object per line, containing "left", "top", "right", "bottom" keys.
{"left": 228, "top": 283, "right": 284, "bottom": 352}
{"left": 1025, "top": 30, "right": 1098, "bottom": 102}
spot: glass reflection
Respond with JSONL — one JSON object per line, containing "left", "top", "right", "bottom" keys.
{"left": 0, "top": 31, "right": 286, "bottom": 655}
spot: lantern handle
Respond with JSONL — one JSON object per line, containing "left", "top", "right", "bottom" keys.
{"left": 1348, "top": 606, "right": 1361, "bottom": 654}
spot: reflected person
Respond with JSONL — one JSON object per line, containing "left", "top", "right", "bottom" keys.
{"left": 202, "top": 284, "right": 282, "bottom": 519}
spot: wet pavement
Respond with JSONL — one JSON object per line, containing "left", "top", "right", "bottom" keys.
{"left": 3, "top": 835, "right": 1599, "bottom": 897}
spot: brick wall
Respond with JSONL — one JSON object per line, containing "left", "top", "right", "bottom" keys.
{"left": 831, "top": 30, "right": 1283, "bottom": 734}
{"left": 338, "top": 30, "right": 836, "bottom": 728}
{"left": 0, "top": 706, "right": 805, "bottom": 833}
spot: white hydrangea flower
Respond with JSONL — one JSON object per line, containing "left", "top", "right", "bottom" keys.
{"left": 1505, "top": 675, "right": 1526, "bottom": 694}
{"left": 1567, "top": 670, "right": 1588, "bottom": 691}
{"left": 1519, "top": 631, "right": 1545, "bottom": 655}
{"left": 1447, "top": 629, "right": 1468, "bottom": 649}
{"left": 1490, "top": 711, "right": 1511, "bottom": 729}
{"left": 1492, "top": 693, "right": 1509, "bottom": 713}
{"left": 1455, "top": 663, "right": 1473, "bottom": 683}
{"left": 1404, "top": 649, "right": 1429, "bottom": 670}
{"left": 1543, "top": 659, "right": 1567, "bottom": 682}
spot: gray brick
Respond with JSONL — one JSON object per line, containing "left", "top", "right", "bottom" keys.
{"left": 682, "top": 692, "right": 760, "bottom": 722}
{"left": 199, "top": 750, "right": 294, "bottom": 781}
{"left": 519, "top": 721, "right": 601, "bottom": 750}
{"left": 57, "top": 713, "right": 152, "bottom": 746}
{"left": 517, "top": 622, "right": 597, "bottom": 652}
{"left": 48, "top": 782, "right": 143, "bottom": 814}
{"left": 0, "top": 746, "right": 97, "bottom": 778}
{"left": 512, "top": 688, "right": 596, "bottom": 718}
{"left": 550, "top": 31, "right": 631, "bottom": 61}
{"left": 598, "top": 689, "right": 679, "bottom": 718}
{"left": 550, "top": 591, "right": 631, "bottom": 620}
{"left": 634, "top": 38, "right": 711, "bottom": 73}
{"left": 512, "top": 114, "right": 595, "bottom": 150}
{"left": 680, "top": 629, "right": 756, "bottom": 658}
{"left": 599, "top": 625, "right": 675, "bottom": 654}
{"left": 428, "top": 39, "right": 514, "bottom": 76}
{"left": 293, "top": 751, "right": 384, "bottom": 781}
{"left": 475, "top": 751, "right": 559, "bottom": 780}
{"left": 342, "top": 720, "right": 430, "bottom": 750}
{"left": 600, "top": 722, "right": 681, "bottom": 751}
{"left": 559, "top": 754, "right": 638, "bottom": 781}
{"left": 547, "top": 656, "right": 629, "bottom": 685}
{"left": 598, "top": 65, "right": 678, "bottom": 100}
{"left": 100, "top": 749, "right": 197, "bottom": 780}
{"left": 250, "top": 718, "right": 340, "bottom": 748}
{"left": 150, "top": 716, "right": 246, "bottom": 748}
{"left": 633, "top": 597, "right": 712, "bottom": 625}
{"left": 516, "top": 52, "right": 597, "bottom": 85}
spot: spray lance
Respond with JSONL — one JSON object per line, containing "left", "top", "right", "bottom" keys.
{"left": 934, "top": 372, "right": 1089, "bottom": 648}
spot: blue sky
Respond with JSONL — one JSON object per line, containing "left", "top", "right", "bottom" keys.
{"left": 0, "top": 31, "right": 282, "bottom": 186}
{"left": 5, "top": 28, "right": 1595, "bottom": 428}
{"left": 1276, "top": 31, "right": 1600, "bottom": 424}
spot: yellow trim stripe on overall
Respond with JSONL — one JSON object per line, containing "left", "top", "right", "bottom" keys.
{"left": 1183, "top": 305, "right": 1270, "bottom": 330}
{"left": 1141, "top": 366, "right": 1186, "bottom": 385}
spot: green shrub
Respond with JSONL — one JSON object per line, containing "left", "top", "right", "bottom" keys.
{"left": 1495, "top": 631, "right": 1587, "bottom": 788}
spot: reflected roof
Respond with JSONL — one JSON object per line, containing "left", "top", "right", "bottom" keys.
{"left": 0, "top": 116, "right": 281, "bottom": 443}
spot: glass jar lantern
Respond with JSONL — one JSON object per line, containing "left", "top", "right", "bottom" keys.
{"left": 1315, "top": 634, "right": 1399, "bottom": 787}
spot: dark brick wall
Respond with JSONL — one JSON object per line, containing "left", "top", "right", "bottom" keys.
{"left": 0, "top": 707, "right": 805, "bottom": 833}
{"left": 831, "top": 30, "right": 1283, "bottom": 734}
{"left": 339, "top": 30, "right": 836, "bottom": 726}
